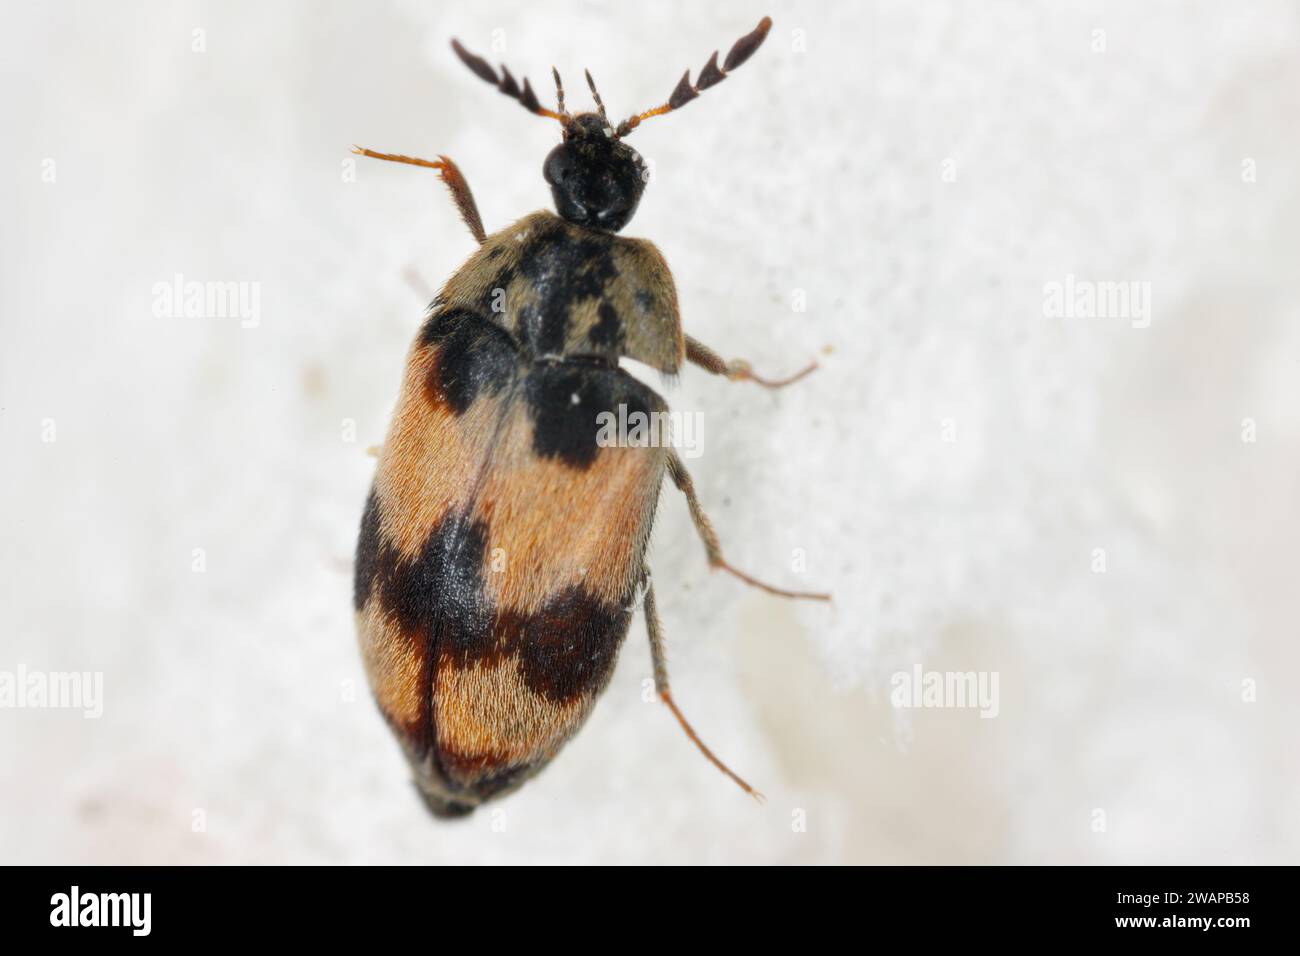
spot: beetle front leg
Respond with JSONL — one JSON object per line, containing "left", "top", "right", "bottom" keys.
{"left": 666, "top": 452, "right": 830, "bottom": 601}
{"left": 351, "top": 147, "right": 487, "bottom": 244}
{"left": 684, "top": 335, "right": 817, "bottom": 389}
{"left": 642, "top": 574, "right": 763, "bottom": 801}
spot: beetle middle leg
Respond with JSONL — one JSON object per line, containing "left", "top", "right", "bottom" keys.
{"left": 642, "top": 574, "right": 763, "bottom": 801}
{"left": 351, "top": 147, "right": 486, "bottom": 243}
{"left": 685, "top": 335, "right": 817, "bottom": 389}
{"left": 667, "top": 451, "right": 830, "bottom": 601}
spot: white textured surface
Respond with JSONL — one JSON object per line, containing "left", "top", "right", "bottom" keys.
{"left": 2, "top": 0, "right": 1298, "bottom": 864}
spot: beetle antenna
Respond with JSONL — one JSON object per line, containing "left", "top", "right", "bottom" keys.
{"left": 552, "top": 66, "right": 569, "bottom": 117}
{"left": 584, "top": 69, "right": 608, "bottom": 123}
{"left": 451, "top": 38, "right": 568, "bottom": 124}
{"left": 615, "top": 16, "right": 772, "bottom": 137}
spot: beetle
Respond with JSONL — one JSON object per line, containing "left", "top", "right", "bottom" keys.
{"left": 351, "top": 15, "right": 828, "bottom": 818}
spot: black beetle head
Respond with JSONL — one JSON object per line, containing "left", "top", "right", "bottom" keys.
{"left": 450, "top": 18, "right": 775, "bottom": 232}
{"left": 544, "top": 113, "right": 647, "bottom": 233}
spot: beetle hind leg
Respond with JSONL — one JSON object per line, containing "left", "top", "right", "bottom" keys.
{"left": 667, "top": 452, "right": 831, "bottom": 601}
{"left": 643, "top": 575, "right": 764, "bottom": 802}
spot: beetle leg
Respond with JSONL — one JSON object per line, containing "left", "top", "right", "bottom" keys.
{"left": 685, "top": 335, "right": 817, "bottom": 389}
{"left": 666, "top": 452, "right": 831, "bottom": 601}
{"left": 351, "top": 147, "right": 487, "bottom": 244}
{"left": 643, "top": 574, "right": 763, "bottom": 801}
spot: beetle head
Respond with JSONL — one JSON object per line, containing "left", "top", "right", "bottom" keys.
{"left": 450, "top": 17, "right": 774, "bottom": 234}
{"left": 543, "top": 112, "right": 646, "bottom": 233}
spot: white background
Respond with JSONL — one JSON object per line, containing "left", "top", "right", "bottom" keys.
{"left": 2, "top": 0, "right": 1297, "bottom": 864}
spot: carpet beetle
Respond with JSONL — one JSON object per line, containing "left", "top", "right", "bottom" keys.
{"left": 352, "top": 16, "right": 827, "bottom": 818}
